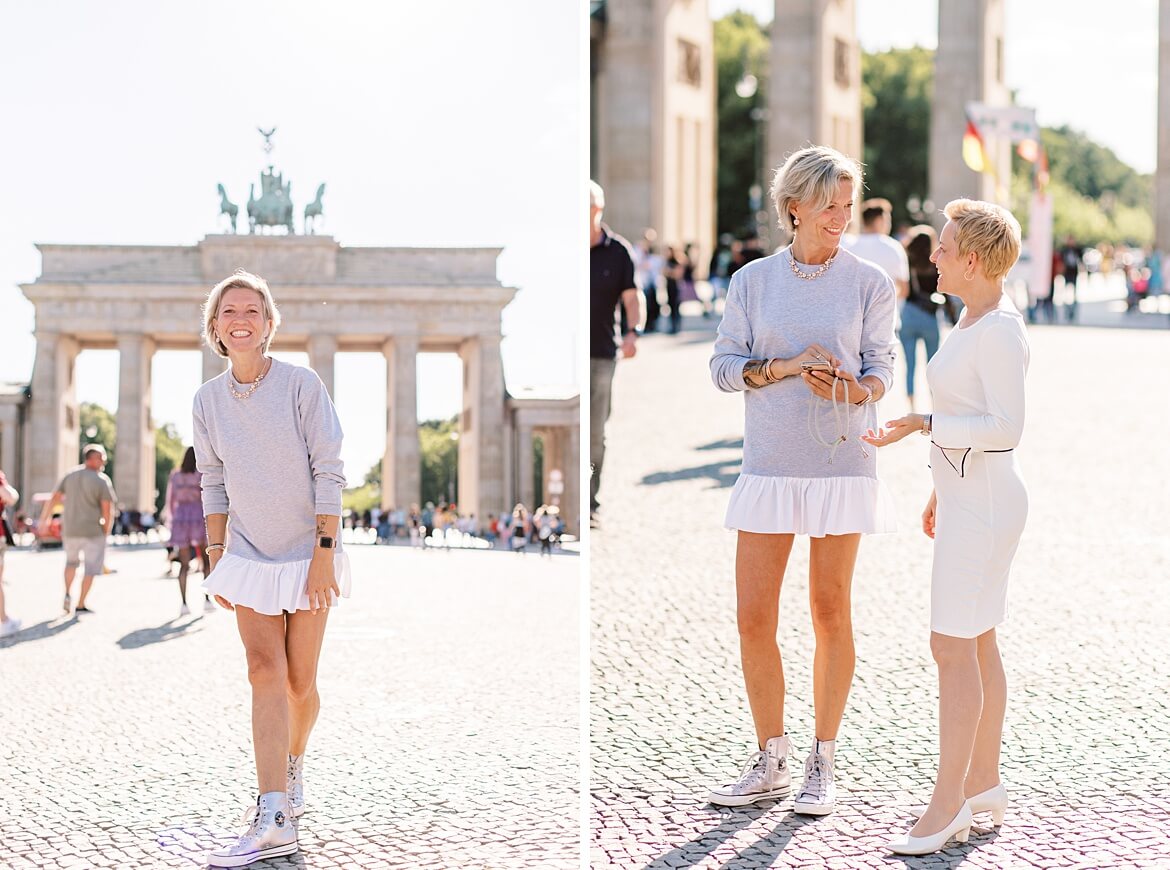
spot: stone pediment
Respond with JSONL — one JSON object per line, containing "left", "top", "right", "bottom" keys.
{"left": 31, "top": 236, "right": 507, "bottom": 289}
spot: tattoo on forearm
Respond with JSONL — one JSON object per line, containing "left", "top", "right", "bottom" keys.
{"left": 316, "top": 517, "right": 327, "bottom": 535}
{"left": 743, "top": 358, "right": 779, "bottom": 389}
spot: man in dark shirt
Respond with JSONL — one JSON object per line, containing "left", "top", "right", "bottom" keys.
{"left": 590, "top": 180, "right": 639, "bottom": 523}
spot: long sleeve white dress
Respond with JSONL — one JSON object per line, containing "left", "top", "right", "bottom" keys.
{"left": 926, "top": 296, "right": 1029, "bottom": 638}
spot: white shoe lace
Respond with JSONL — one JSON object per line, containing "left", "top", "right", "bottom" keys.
{"left": 728, "top": 750, "right": 770, "bottom": 792}
{"left": 799, "top": 753, "right": 830, "bottom": 802}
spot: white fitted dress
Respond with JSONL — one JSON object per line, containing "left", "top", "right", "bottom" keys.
{"left": 926, "top": 297, "right": 1029, "bottom": 638}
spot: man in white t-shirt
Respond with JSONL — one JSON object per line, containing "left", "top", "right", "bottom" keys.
{"left": 842, "top": 198, "right": 909, "bottom": 303}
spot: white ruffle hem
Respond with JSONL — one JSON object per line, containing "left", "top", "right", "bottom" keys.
{"left": 724, "top": 473, "right": 898, "bottom": 537}
{"left": 202, "top": 551, "right": 353, "bottom": 616}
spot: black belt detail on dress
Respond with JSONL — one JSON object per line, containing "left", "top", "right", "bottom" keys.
{"left": 931, "top": 443, "right": 1014, "bottom": 478}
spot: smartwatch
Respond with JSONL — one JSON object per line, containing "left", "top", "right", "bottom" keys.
{"left": 317, "top": 536, "right": 336, "bottom": 550}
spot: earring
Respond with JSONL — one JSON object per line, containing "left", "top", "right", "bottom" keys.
{"left": 964, "top": 269, "right": 975, "bottom": 281}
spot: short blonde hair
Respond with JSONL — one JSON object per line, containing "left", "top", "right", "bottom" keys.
{"left": 770, "top": 145, "right": 863, "bottom": 234}
{"left": 202, "top": 270, "right": 282, "bottom": 358}
{"left": 943, "top": 199, "right": 1022, "bottom": 282}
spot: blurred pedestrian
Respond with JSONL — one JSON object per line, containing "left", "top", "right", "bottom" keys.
{"left": 40, "top": 444, "right": 115, "bottom": 615}
{"left": 634, "top": 230, "right": 664, "bottom": 333}
{"left": 708, "top": 234, "right": 734, "bottom": 308}
{"left": 510, "top": 504, "right": 530, "bottom": 554}
{"left": 1059, "top": 236, "right": 1083, "bottom": 322}
{"left": 194, "top": 270, "right": 349, "bottom": 867}
{"left": 164, "top": 446, "right": 213, "bottom": 617}
{"left": 842, "top": 197, "right": 910, "bottom": 305}
{"left": 0, "top": 468, "right": 21, "bottom": 637}
{"left": 590, "top": 180, "right": 640, "bottom": 524}
{"left": 664, "top": 244, "right": 685, "bottom": 334}
{"left": 901, "top": 225, "right": 944, "bottom": 410}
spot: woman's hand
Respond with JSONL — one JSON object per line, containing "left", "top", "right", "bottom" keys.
{"left": 861, "top": 414, "right": 924, "bottom": 447}
{"left": 306, "top": 552, "right": 341, "bottom": 614}
{"left": 803, "top": 364, "right": 867, "bottom": 404}
{"left": 206, "top": 549, "right": 234, "bottom": 610}
{"left": 922, "top": 490, "right": 938, "bottom": 539}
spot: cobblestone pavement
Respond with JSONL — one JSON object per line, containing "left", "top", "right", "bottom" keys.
{"left": 591, "top": 313, "right": 1170, "bottom": 869}
{"left": 1, "top": 543, "right": 579, "bottom": 868}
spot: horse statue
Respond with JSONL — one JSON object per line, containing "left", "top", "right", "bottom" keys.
{"left": 217, "top": 184, "right": 239, "bottom": 234}
{"left": 304, "top": 183, "right": 326, "bottom": 234}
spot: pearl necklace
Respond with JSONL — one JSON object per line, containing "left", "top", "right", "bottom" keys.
{"left": 227, "top": 358, "right": 272, "bottom": 400}
{"left": 789, "top": 248, "right": 838, "bottom": 280}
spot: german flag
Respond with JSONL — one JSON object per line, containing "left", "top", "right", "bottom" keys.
{"left": 962, "top": 116, "right": 991, "bottom": 173}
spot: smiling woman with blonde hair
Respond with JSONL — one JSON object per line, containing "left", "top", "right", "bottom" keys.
{"left": 864, "top": 199, "right": 1028, "bottom": 856}
{"left": 708, "top": 145, "right": 897, "bottom": 815}
{"left": 194, "top": 269, "right": 351, "bottom": 868}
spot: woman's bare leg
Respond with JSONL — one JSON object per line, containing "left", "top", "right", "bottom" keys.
{"left": 177, "top": 546, "right": 190, "bottom": 606}
{"left": 285, "top": 608, "right": 330, "bottom": 755}
{"left": 807, "top": 533, "right": 860, "bottom": 741}
{"left": 965, "top": 628, "right": 1006, "bottom": 796}
{"left": 735, "top": 531, "right": 795, "bottom": 747}
{"left": 913, "top": 632, "right": 982, "bottom": 836}
{"left": 235, "top": 605, "right": 290, "bottom": 793}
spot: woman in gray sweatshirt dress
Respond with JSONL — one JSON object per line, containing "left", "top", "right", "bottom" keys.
{"left": 193, "top": 271, "right": 350, "bottom": 868}
{"left": 708, "top": 146, "right": 897, "bottom": 815}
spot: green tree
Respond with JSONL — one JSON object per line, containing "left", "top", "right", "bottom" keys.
{"left": 154, "top": 422, "right": 186, "bottom": 514}
{"left": 79, "top": 402, "right": 116, "bottom": 481}
{"left": 346, "top": 417, "right": 460, "bottom": 511}
{"left": 419, "top": 417, "right": 459, "bottom": 505}
{"left": 714, "top": 11, "right": 770, "bottom": 237}
{"left": 861, "top": 47, "right": 934, "bottom": 226}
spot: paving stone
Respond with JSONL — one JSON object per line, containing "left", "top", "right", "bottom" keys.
{"left": 590, "top": 315, "right": 1170, "bottom": 868}
{"left": 0, "top": 544, "right": 578, "bottom": 867}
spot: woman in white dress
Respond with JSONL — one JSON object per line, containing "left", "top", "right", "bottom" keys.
{"left": 707, "top": 146, "right": 898, "bottom": 815}
{"left": 863, "top": 200, "right": 1028, "bottom": 855}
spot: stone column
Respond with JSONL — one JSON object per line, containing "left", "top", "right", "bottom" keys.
{"left": 565, "top": 423, "right": 581, "bottom": 535}
{"left": 202, "top": 346, "right": 226, "bottom": 383}
{"left": 307, "top": 334, "right": 338, "bottom": 398}
{"left": 27, "top": 331, "right": 80, "bottom": 497}
{"left": 769, "top": 0, "right": 863, "bottom": 174}
{"left": 115, "top": 334, "right": 156, "bottom": 512}
{"left": 458, "top": 335, "right": 507, "bottom": 523}
{"left": 1158, "top": 0, "right": 1170, "bottom": 252}
{"left": 929, "top": 0, "right": 1010, "bottom": 226}
{"left": 517, "top": 423, "right": 535, "bottom": 511}
{"left": 382, "top": 336, "right": 419, "bottom": 511}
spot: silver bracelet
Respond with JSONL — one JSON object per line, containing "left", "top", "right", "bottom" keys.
{"left": 206, "top": 543, "right": 225, "bottom": 552}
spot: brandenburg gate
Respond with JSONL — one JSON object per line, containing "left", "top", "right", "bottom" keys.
{"left": 18, "top": 234, "right": 530, "bottom": 527}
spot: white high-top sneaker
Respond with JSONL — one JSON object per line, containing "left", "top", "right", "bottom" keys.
{"left": 794, "top": 738, "right": 837, "bottom": 815}
{"left": 287, "top": 753, "right": 305, "bottom": 818}
{"left": 708, "top": 735, "right": 792, "bottom": 807}
{"left": 208, "top": 791, "right": 298, "bottom": 868}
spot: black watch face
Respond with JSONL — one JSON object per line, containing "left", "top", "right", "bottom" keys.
{"left": 320, "top": 536, "right": 334, "bottom": 548}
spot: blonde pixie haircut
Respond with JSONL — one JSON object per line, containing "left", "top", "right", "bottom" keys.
{"left": 202, "top": 270, "right": 282, "bottom": 358}
{"left": 943, "top": 199, "right": 1022, "bottom": 282}
{"left": 770, "top": 145, "right": 863, "bottom": 235}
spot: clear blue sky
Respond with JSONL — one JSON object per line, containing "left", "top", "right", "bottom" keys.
{"left": 0, "top": 1, "right": 581, "bottom": 480}
{"left": 710, "top": 0, "right": 1158, "bottom": 174}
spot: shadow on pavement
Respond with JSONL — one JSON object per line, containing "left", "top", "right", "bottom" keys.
{"left": 697, "top": 437, "right": 743, "bottom": 453}
{"left": 885, "top": 824, "right": 1000, "bottom": 867}
{"left": 640, "top": 458, "right": 741, "bottom": 490}
{"left": 0, "top": 615, "right": 79, "bottom": 648}
{"left": 642, "top": 807, "right": 819, "bottom": 869}
{"left": 117, "top": 617, "right": 204, "bottom": 650}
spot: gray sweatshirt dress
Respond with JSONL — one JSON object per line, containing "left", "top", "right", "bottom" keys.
{"left": 710, "top": 247, "right": 899, "bottom": 536}
{"left": 193, "top": 359, "right": 351, "bottom": 614}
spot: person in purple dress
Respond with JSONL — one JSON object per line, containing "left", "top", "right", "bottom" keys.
{"left": 165, "top": 447, "right": 211, "bottom": 617}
